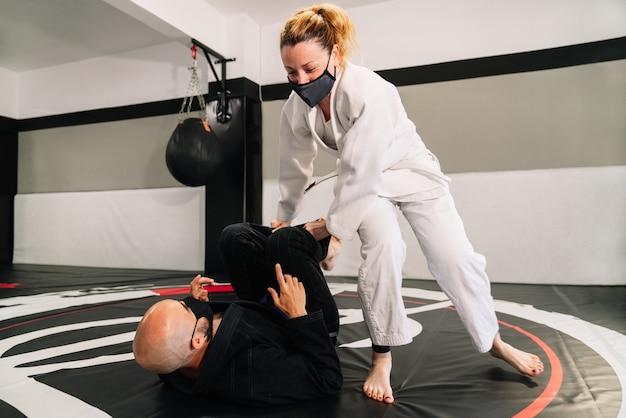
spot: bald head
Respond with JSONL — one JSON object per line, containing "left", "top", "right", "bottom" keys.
{"left": 133, "top": 299, "right": 194, "bottom": 374}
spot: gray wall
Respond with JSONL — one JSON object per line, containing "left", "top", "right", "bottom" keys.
{"left": 19, "top": 114, "right": 182, "bottom": 193}
{"left": 262, "top": 59, "right": 626, "bottom": 180}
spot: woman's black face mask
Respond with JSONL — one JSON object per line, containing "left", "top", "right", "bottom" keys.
{"left": 288, "top": 53, "right": 336, "bottom": 107}
{"left": 182, "top": 296, "right": 214, "bottom": 342}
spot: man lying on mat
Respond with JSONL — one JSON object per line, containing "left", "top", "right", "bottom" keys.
{"left": 133, "top": 220, "right": 343, "bottom": 405}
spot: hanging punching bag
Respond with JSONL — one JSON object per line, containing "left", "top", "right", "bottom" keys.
{"left": 166, "top": 118, "right": 222, "bottom": 187}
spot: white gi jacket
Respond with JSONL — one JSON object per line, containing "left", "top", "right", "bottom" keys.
{"left": 277, "top": 62, "right": 450, "bottom": 241}
{"left": 277, "top": 62, "right": 499, "bottom": 351}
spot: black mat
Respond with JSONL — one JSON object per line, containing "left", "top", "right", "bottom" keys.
{"left": 1, "top": 264, "right": 624, "bottom": 417}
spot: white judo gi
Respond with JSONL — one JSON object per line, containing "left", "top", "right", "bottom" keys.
{"left": 276, "top": 62, "right": 499, "bottom": 353}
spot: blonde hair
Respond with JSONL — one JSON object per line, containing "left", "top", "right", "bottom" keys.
{"left": 280, "top": 3, "right": 359, "bottom": 66}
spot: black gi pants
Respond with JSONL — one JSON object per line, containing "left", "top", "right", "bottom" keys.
{"left": 219, "top": 223, "right": 340, "bottom": 338}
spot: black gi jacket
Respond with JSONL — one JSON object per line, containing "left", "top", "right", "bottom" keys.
{"left": 160, "top": 301, "right": 342, "bottom": 405}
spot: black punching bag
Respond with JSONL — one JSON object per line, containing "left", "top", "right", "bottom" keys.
{"left": 166, "top": 118, "right": 222, "bottom": 187}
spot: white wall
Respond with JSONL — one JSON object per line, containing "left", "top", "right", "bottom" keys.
{"left": 18, "top": 42, "right": 194, "bottom": 119}
{"left": 13, "top": 164, "right": 625, "bottom": 284}
{"left": 13, "top": 187, "right": 206, "bottom": 271}
{"left": 261, "top": 0, "right": 626, "bottom": 84}
{"left": 264, "top": 166, "right": 626, "bottom": 285}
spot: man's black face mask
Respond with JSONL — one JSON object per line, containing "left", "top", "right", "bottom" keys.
{"left": 183, "top": 296, "right": 214, "bottom": 342}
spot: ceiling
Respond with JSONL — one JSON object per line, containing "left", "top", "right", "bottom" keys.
{"left": 0, "top": 0, "right": 388, "bottom": 72}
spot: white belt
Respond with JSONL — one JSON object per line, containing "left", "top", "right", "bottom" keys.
{"left": 304, "top": 161, "right": 450, "bottom": 194}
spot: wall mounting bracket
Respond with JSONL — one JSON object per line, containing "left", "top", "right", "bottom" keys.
{"left": 191, "top": 38, "right": 236, "bottom": 123}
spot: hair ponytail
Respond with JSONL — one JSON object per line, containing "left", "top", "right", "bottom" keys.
{"left": 280, "top": 3, "right": 359, "bottom": 66}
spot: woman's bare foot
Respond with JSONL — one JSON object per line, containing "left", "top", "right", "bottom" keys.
{"left": 489, "top": 333, "right": 544, "bottom": 377}
{"left": 363, "top": 351, "right": 394, "bottom": 403}
{"left": 320, "top": 236, "right": 342, "bottom": 271}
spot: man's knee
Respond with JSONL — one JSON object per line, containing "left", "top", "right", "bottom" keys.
{"left": 269, "top": 225, "right": 304, "bottom": 247}
{"left": 219, "top": 223, "right": 251, "bottom": 246}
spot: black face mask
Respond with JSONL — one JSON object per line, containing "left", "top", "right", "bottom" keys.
{"left": 182, "top": 296, "right": 214, "bottom": 342}
{"left": 288, "top": 53, "right": 336, "bottom": 108}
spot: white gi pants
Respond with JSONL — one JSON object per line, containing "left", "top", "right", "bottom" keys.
{"left": 356, "top": 188, "right": 499, "bottom": 353}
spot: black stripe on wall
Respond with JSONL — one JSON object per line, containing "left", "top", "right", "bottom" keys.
{"left": 8, "top": 37, "right": 625, "bottom": 130}
{"left": 16, "top": 78, "right": 260, "bottom": 132}
{"left": 18, "top": 98, "right": 183, "bottom": 132}
{"left": 262, "top": 36, "right": 626, "bottom": 101}
{"left": 0, "top": 116, "right": 18, "bottom": 132}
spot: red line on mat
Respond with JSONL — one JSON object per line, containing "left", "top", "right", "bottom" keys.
{"left": 401, "top": 298, "right": 562, "bottom": 417}
{"left": 151, "top": 284, "right": 234, "bottom": 296}
{"left": 0, "top": 306, "right": 103, "bottom": 332}
{"left": 500, "top": 320, "right": 563, "bottom": 418}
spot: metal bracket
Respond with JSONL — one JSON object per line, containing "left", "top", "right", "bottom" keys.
{"left": 191, "top": 38, "right": 236, "bottom": 123}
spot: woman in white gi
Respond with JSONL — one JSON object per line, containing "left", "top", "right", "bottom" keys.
{"left": 271, "top": 4, "right": 544, "bottom": 403}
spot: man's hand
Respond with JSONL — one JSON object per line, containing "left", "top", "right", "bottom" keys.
{"left": 189, "top": 274, "right": 215, "bottom": 302}
{"left": 303, "top": 217, "right": 331, "bottom": 241}
{"left": 267, "top": 264, "right": 307, "bottom": 319}
{"left": 270, "top": 219, "right": 291, "bottom": 232}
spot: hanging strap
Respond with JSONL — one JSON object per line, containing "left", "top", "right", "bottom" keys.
{"left": 178, "top": 45, "right": 207, "bottom": 122}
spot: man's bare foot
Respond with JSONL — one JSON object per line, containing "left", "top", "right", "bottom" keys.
{"left": 320, "top": 236, "right": 342, "bottom": 271}
{"left": 363, "top": 351, "right": 394, "bottom": 403}
{"left": 489, "top": 333, "right": 544, "bottom": 377}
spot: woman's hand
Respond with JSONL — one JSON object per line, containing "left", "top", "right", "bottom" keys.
{"left": 189, "top": 274, "right": 215, "bottom": 302}
{"left": 303, "top": 217, "right": 331, "bottom": 241}
{"left": 270, "top": 219, "right": 292, "bottom": 232}
{"left": 267, "top": 264, "right": 307, "bottom": 319}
